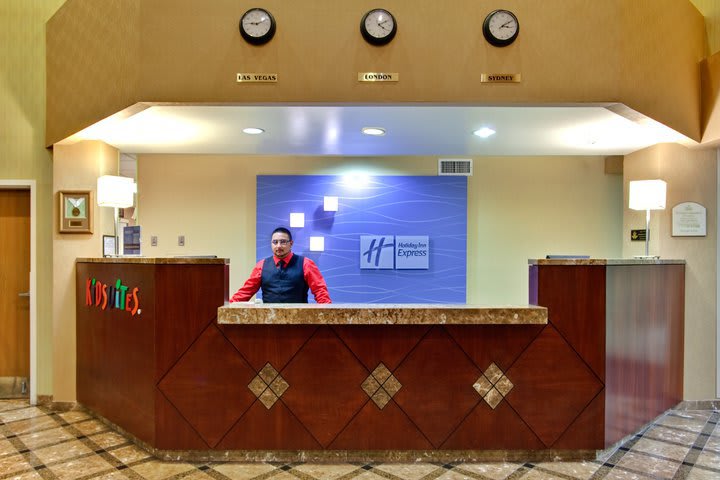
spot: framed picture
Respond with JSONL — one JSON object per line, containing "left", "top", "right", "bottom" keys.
{"left": 103, "top": 235, "right": 117, "bottom": 257}
{"left": 59, "top": 190, "right": 93, "bottom": 233}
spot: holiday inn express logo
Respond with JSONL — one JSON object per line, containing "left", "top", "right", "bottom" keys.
{"left": 362, "top": 236, "right": 396, "bottom": 268}
{"left": 360, "top": 235, "right": 429, "bottom": 270}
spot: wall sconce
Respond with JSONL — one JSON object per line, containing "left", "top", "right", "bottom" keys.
{"left": 289, "top": 212, "right": 305, "bottom": 228}
{"left": 324, "top": 196, "right": 339, "bottom": 212}
{"left": 309, "top": 236, "right": 325, "bottom": 252}
{"left": 629, "top": 179, "right": 666, "bottom": 258}
{"left": 97, "top": 175, "right": 136, "bottom": 255}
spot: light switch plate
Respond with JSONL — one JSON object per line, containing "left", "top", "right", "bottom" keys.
{"left": 178, "top": 235, "right": 185, "bottom": 246}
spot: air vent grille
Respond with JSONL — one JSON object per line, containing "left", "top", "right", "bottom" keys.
{"left": 438, "top": 159, "right": 473, "bottom": 176}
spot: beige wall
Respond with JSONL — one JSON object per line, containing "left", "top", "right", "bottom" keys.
{"left": 52, "top": 141, "right": 119, "bottom": 402}
{"left": 47, "top": 0, "right": 705, "bottom": 144}
{"left": 691, "top": 0, "right": 720, "bottom": 54}
{"left": 623, "top": 143, "right": 718, "bottom": 400}
{"left": 470, "top": 156, "right": 623, "bottom": 304}
{"left": 38, "top": 1, "right": 720, "bottom": 403}
{"left": 137, "top": 155, "right": 622, "bottom": 307}
{"left": 0, "top": 0, "right": 66, "bottom": 396}
{"left": 702, "top": 51, "right": 720, "bottom": 146}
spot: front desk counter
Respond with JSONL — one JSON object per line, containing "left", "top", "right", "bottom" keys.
{"left": 76, "top": 257, "right": 684, "bottom": 462}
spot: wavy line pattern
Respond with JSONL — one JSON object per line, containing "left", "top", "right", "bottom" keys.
{"left": 257, "top": 175, "right": 467, "bottom": 303}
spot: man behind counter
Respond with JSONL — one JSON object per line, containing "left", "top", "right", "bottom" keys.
{"left": 230, "top": 227, "right": 332, "bottom": 303}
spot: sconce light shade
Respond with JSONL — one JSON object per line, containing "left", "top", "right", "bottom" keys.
{"left": 629, "top": 180, "right": 666, "bottom": 211}
{"left": 97, "top": 175, "right": 135, "bottom": 208}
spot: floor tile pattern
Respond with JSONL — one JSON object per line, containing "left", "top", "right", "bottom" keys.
{"left": 0, "top": 400, "right": 718, "bottom": 479}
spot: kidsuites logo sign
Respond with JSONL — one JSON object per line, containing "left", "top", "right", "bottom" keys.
{"left": 85, "top": 277, "right": 140, "bottom": 316}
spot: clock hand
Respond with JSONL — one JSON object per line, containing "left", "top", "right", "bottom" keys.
{"left": 500, "top": 21, "right": 515, "bottom": 28}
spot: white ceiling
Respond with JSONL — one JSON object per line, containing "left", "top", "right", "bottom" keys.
{"left": 65, "top": 104, "right": 692, "bottom": 157}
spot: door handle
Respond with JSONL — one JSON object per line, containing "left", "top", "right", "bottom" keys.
{"left": 18, "top": 292, "right": 30, "bottom": 297}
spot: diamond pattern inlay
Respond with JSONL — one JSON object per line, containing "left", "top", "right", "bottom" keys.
{"left": 472, "top": 376, "right": 492, "bottom": 397}
{"left": 157, "top": 324, "right": 257, "bottom": 448}
{"left": 371, "top": 364, "right": 392, "bottom": 384}
{"left": 248, "top": 376, "right": 267, "bottom": 397}
{"left": 361, "top": 376, "right": 381, "bottom": 397}
{"left": 371, "top": 389, "right": 392, "bottom": 409}
{"left": 485, "top": 388, "right": 503, "bottom": 409}
{"left": 383, "top": 375, "right": 402, "bottom": 397}
{"left": 248, "top": 362, "right": 289, "bottom": 410}
{"left": 473, "top": 362, "right": 514, "bottom": 410}
{"left": 484, "top": 363, "right": 504, "bottom": 384}
{"left": 506, "top": 325, "right": 604, "bottom": 447}
{"left": 495, "top": 376, "right": 514, "bottom": 396}
{"left": 269, "top": 376, "right": 290, "bottom": 397}
{"left": 259, "top": 389, "right": 279, "bottom": 409}
{"left": 259, "top": 363, "right": 279, "bottom": 383}
{"left": 362, "top": 363, "right": 402, "bottom": 410}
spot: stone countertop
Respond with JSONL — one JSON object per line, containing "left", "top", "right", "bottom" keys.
{"left": 529, "top": 258, "right": 685, "bottom": 266}
{"left": 218, "top": 303, "right": 547, "bottom": 325}
{"left": 76, "top": 257, "right": 229, "bottom": 265}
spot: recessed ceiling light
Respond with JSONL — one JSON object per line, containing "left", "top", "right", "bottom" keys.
{"left": 362, "top": 127, "right": 386, "bottom": 136}
{"left": 243, "top": 127, "right": 265, "bottom": 135}
{"left": 473, "top": 127, "right": 496, "bottom": 138}
{"left": 343, "top": 173, "right": 371, "bottom": 188}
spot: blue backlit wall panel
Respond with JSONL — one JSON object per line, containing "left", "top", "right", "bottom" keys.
{"left": 256, "top": 175, "right": 467, "bottom": 303}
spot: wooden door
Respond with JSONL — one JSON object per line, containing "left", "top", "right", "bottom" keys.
{"left": 0, "top": 190, "right": 30, "bottom": 396}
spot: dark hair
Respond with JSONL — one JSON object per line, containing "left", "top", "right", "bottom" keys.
{"left": 271, "top": 227, "right": 292, "bottom": 241}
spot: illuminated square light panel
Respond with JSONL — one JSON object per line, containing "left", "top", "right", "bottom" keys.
{"left": 289, "top": 213, "right": 305, "bottom": 228}
{"left": 309, "top": 236, "right": 325, "bottom": 252}
{"left": 324, "top": 196, "right": 339, "bottom": 211}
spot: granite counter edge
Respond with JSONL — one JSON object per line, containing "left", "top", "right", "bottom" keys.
{"left": 529, "top": 258, "right": 685, "bottom": 266}
{"left": 217, "top": 305, "right": 547, "bottom": 325}
{"left": 77, "top": 257, "right": 229, "bottom": 265}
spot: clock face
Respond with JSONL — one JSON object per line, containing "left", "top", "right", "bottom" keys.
{"left": 483, "top": 10, "right": 519, "bottom": 47}
{"left": 239, "top": 8, "right": 276, "bottom": 45}
{"left": 361, "top": 9, "right": 397, "bottom": 45}
{"left": 65, "top": 196, "right": 86, "bottom": 219}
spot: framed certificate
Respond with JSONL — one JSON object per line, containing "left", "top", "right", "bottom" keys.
{"left": 59, "top": 190, "right": 93, "bottom": 233}
{"left": 103, "top": 235, "right": 117, "bottom": 257}
{"left": 672, "top": 202, "right": 706, "bottom": 237}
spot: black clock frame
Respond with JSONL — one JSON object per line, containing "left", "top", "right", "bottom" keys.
{"left": 360, "top": 9, "right": 397, "bottom": 46}
{"left": 239, "top": 8, "right": 276, "bottom": 45}
{"left": 482, "top": 9, "right": 519, "bottom": 47}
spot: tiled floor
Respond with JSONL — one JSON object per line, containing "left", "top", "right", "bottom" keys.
{"left": 0, "top": 399, "right": 718, "bottom": 480}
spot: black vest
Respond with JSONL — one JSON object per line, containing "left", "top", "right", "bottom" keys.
{"left": 260, "top": 254, "right": 309, "bottom": 303}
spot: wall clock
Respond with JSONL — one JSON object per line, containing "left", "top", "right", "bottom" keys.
{"left": 239, "top": 8, "right": 276, "bottom": 45}
{"left": 59, "top": 190, "right": 93, "bottom": 233}
{"left": 360, "top": 9, "right": 397, "bottom": 46}
{"left": 482, "top": 9, "right": 519, "bottom": 47}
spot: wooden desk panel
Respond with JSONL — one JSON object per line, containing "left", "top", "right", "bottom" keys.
{"left": 76, "top": 262, "right": 156, "bottom": 444}
{"left": 76, "top": 258, "right": 684, "bottom": 459}
{"left": 605, "top": 264, "right": 685, "bottom": 445}
{"left": 76, "top": 259, "right": 229, "bottom": 447}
